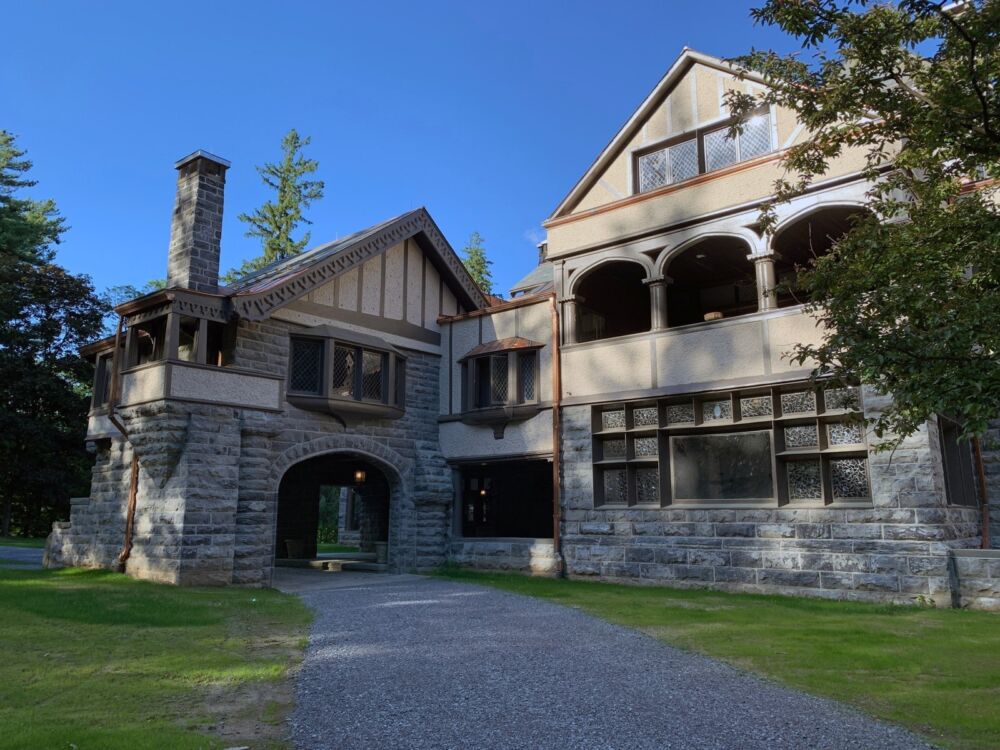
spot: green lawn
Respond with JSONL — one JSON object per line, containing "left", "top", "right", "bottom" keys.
{"left": 0, "top": 536, "right": 47, "bottom": 549}
{"left": 316, "top": 543, "right": 359, "bottom": 554}
{"left": 440, "top": 569, "right": 1000, "bottom": 750}
{"left": 0, "top": 568, "right": 312, "bottom": 750}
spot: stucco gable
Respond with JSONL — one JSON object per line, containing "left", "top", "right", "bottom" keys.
{"left": 228, "top": 208, "right": 487, "bottom": 321}
{"left": 549, "top": 49, "right": 772, "bottom": 219}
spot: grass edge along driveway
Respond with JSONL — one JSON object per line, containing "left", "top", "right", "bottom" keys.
{"left": 440, "top": 569, "right": 1000, "bottom": 750}
{"left": 0, "top": 567, "right": 312, "bottom": 750}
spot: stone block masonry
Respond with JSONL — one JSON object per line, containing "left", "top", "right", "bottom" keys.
{"left": 47, "top": 316, "right": 455, "bottom": 586}
{"left": 558, "top": 403, "right": 993, "bottom": 608}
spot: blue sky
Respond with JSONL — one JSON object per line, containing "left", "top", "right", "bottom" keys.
{"left": 2, "top": 1, "right": 798, "bottom": 297}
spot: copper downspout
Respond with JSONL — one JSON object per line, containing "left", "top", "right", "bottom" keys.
{"left": 549, "top": 295, "right": 565, "bottom": 576}
{"left": 973, "top": 437, "right": 991, "bottom": 549}
{"left": 105, "top": 315, "right": 140, "bottom": 567}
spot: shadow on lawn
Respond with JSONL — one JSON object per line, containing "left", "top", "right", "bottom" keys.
{"left": 0, "top": 568, "right": 220, "bottom": 627}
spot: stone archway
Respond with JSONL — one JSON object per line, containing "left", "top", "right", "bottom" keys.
{"left": 267, "top": 435, "right": 414, "bottom": 573}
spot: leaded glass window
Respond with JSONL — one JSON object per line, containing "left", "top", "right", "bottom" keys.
{"left": 703, "top": 127, "right": 739, "bottom": 172}
{"left": 638, "top": 149, "right": 668, "bottom": 192}
{"left": 519, "top": 351, "right": 537, "bottom": 403}
{"left": 592, "top": 383, "right": 869, "bottom": 507}
{"left": 739, "top": 114, "right": 772, "bottom": 160}
{"left": 602, "top": 469, "right": 628, "bottom": 504}
{"left": 289, "top": 338, "right": 324, "bottom": 394}
{"left": 331, "top": 346, "right": 355, "bottom": 398}
{"left": 669, "top": 138, "right": 699, "bottom": 182}
{"left": 361, "top": 350, "right": 385, "bottom": 401}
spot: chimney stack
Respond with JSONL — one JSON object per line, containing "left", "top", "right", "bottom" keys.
{"left": 167, "top": 150, "right": 230, "bottom": 293}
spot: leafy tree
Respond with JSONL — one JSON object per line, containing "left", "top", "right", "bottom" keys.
{"left": 0, "top": 131, "right": 106, "bottom": 536}
{"left": 726, "top": 0, "right": 1000, "bottom": 444}
{"left": 462, "top": 231, "right": 494, "bottom": 296}
{"left": 225, "top": 129, "right": 325, "bottom": 283}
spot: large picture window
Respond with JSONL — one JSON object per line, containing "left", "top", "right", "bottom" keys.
{"left": 592, "top": 385, "right": 869, "bottom": 507}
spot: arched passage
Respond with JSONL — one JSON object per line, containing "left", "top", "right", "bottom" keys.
{"left": 275, "top": 453, "right": 392, "bottom": 563}
{"left": 772, "top": 205, "right": 870, "bottom": 307}
{"left": 664, "top": 236, "right": 757, "bottom": 327}
{"left": 573, "top": 260, "right": 651, "bottom": 342}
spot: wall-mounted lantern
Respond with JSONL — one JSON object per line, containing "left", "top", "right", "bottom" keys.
{"left": 354, "top": 469, "right": 366, "bottom": 485}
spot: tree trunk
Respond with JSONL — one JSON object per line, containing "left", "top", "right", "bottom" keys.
{"left": 1, "top": 494, "right": 11, "bottom": 537}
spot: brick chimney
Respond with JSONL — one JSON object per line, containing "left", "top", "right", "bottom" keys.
{"left": 166, "top": 150, "right": 230, "bottom": 292}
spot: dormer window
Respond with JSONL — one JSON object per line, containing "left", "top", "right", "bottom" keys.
{"left": 634, "top": 111, "right": 773, "bottom": 195}
{"left": 286, "top": 325, "right": 406, "bottom": 420}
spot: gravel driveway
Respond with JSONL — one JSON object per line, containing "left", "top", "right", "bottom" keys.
{"left": 0, "top": 545, "right": 43, "bottom": 570}
{"left": 279, "top": 571, "right": 932, "bottom": 750}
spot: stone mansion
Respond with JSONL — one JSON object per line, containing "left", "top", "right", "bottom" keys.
{"left": 45, "top": 49, "right": 1000, "bottom": 608}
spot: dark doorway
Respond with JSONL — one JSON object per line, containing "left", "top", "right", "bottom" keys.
{"left": 459, "top": 459, "right": 553, "bottom": 538}
{"left": 275, "top": 454, "right": 390, "bottom": 560}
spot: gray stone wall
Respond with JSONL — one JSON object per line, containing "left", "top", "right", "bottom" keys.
{"left": 449, "top": 539, "right": 557, "bottom": 575}
{"left": 951, "top": 549, "right": 1000, "bottom": 609}
{"left": 560, "top": 390, "right": 986, "bottom": 607}
{"left": 47, "top": 316, "right": 454, "bottom": 586}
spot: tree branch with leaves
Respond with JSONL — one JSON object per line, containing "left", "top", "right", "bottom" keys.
{"left": 725, "top": 0, "right": 1000, "bottom": 444}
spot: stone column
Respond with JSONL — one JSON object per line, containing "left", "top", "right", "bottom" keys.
{"left": 560, "top": 296, "right": 578, "bottom": 344}
{"left": 750, "top": 252, "right": 779, "bottom": 311}
{"left": 644, "top": 275, "right": 670, "bottom": 330}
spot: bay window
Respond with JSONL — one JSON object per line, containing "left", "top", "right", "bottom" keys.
{"left": 286, "top": 326, "right": 406, "bottom": 419}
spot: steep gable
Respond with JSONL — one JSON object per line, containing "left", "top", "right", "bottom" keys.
{"left": 549, "top": 49, "right": 791, "bottom": 220}
{"left": 228, "top": 208, "right": 487, "bottom": 322}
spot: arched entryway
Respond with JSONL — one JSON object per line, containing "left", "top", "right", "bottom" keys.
{"left": 275, "top": 453, "right": 392, "bottom": 567}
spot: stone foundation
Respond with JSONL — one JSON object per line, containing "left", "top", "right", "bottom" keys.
{"left": 448, "top": 538, "right": 558, "bottom": 575}
{"left": 555, "top": 400, "right": 993, "bottom": 608}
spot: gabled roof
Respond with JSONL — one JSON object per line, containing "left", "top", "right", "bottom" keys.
{"left": 227, "top": 207, "right": 489, "bottom": 320}
{"left": 546, "top": 48, "right": 768, "bottom": 221}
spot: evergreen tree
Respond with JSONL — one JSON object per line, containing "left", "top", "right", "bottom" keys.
{"left": 0, "top": 131, "right": 105, "bottom": 536}
{"left": 226, "top": 129, "right": 325, "bottom": 282}
{"left": 462, "top": 231, "right": 494, "bottom": 296}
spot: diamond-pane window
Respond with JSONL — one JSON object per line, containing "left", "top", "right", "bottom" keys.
{"left": 603, "top": 438, "right": 626, "bottom": 460}
{"left": 784, "top": 424, "right": 819, "bottom": 449}
{"left": 702, "top": 399, "right": 732, "bottom": 422}
{"left": 704, "top": 127, "right": 738, "bottom": 171}
{"left": 289, "top": 338, "right": 323, "bottom": 394}
{"left": 669, "top": 138, "right": 699, "bottom": 182}
{"left": 739, "top": 114, "right": 772, "bottom": 159}
{"left": 781, "top": 391, "right": 816, "bottom": 415}
{"left": 638, "top": 149, "right": 668, "bottom": 192}
{"left": 361, "top": 349, "right": 385, "bottom": 401}
{"left": 634, "top": 436, "right": 658, "bottom": 457}
{"left": 666, "top": 403, "right": 694, "bottom": 425}
{"left": 519, "top": 351, "right": 536, "bottom": 402}
{"left": 331, "top": 346, "right": 356, "bottom": 398}
{"left": 740, "top": 395, "right": 773, "bottom": 419}
{"left": 490, "top": 355, "right": 508, "bottom": 404}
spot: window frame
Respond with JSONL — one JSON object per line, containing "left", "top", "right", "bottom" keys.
{"left": 632, "top": 108, "right": 775, "bottom": 195}
{"left": 286, "top": 331, "right": 406, "bottom": 418}
{"left": 592, "top": 384, "right": 870, "bottom": 508}
{"left": 466, "top": 349, "right": 539, "bottom": 411}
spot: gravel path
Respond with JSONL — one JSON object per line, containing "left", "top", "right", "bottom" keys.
{"left": 0, "top": 545, "right": 43, "bottom": 569}
{"left": 281, "top": 572, "right": 933, "bottom": 750}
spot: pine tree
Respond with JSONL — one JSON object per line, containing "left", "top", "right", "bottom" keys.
{"left": 462, "top": 231, "right": 494, "bottom": 296}
{"left": 226, "top": 129, "right": 324, "bottom": 282}
{"left": 0, "top": 131, "right": 105, "bottom": 536}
